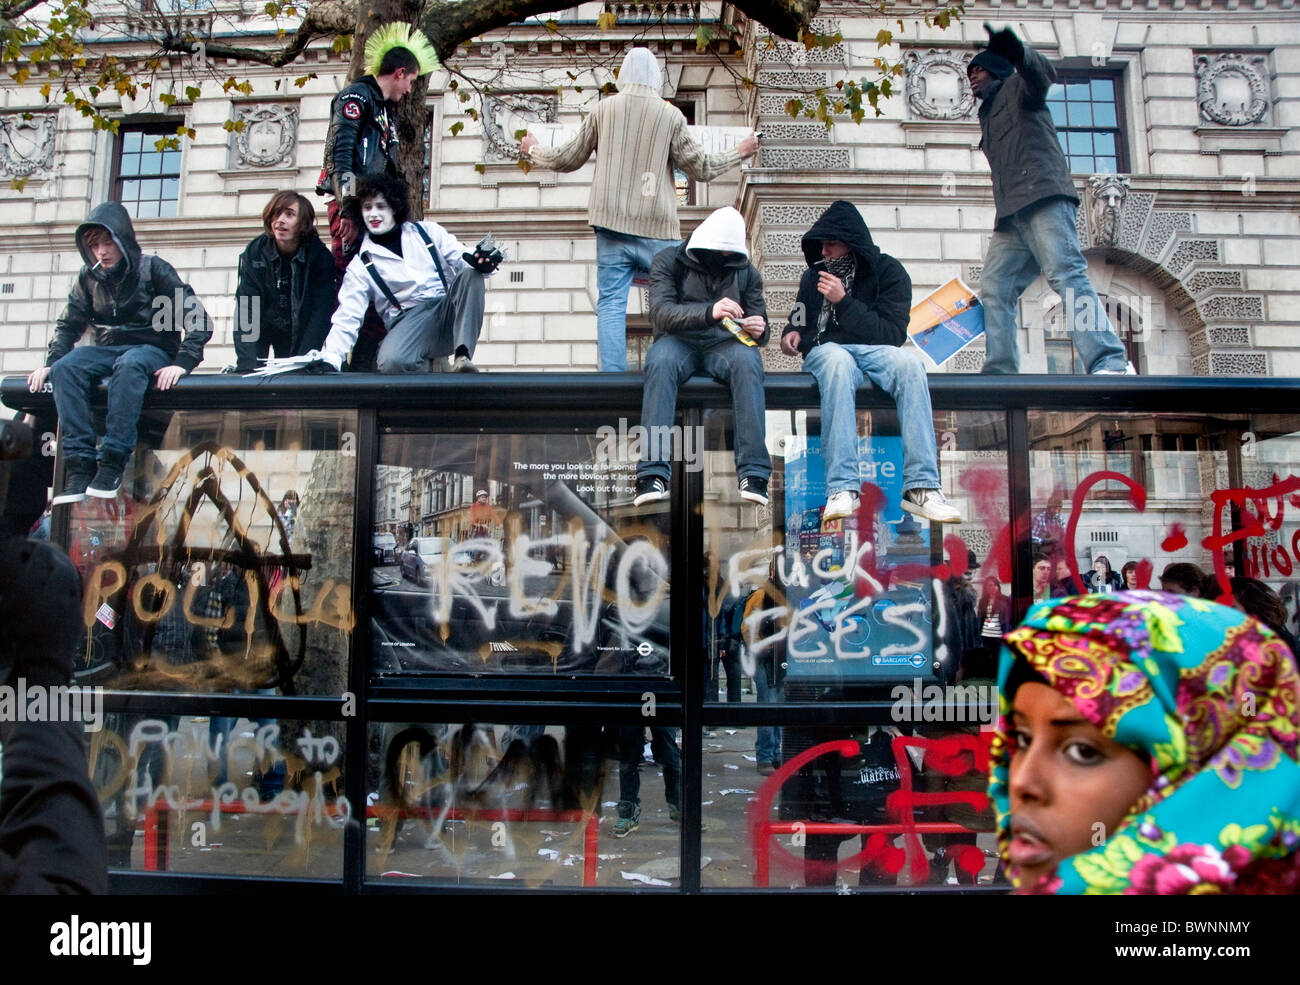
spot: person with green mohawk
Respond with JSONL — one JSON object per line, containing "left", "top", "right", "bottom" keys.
{"left": 316, "top": 22, "right": 439, "bottom": 271}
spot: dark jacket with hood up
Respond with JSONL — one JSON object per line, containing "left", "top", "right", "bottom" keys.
{"left": 47, "top": 202, "right": 212, "bottom": 372}
{"left": 781, "top": 200, "right": 911, "bottom": 356}
{"left": 316, "top": 75, "right": 400, "bottom": 199}
{"left": 975, "top": 43, "right": 1080, "bottom": 226}
{"left": 232, "top": 232, "right": 339, "bottom": 371}
{"left": 647, "top": 207, "right": 768, "bottom": 345}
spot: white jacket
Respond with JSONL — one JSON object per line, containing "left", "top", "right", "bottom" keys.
{"left": 319, "top": 220, "right": 484, "bottom": 370}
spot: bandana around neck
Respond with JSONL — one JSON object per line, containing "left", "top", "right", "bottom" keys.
{"left": 990, "top": 590, "right": 1300, "bottom": 894}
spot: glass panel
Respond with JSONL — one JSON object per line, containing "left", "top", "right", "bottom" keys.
{"left": 135, "top": 200, "right": 160, "bottom": 219}
{"left": 119, "top": 179, "right": 140, "bottom": 202}
{"left": 123, "top": 130, "right": 142, "bottom": 153}
{"left": 1066, "top": 100, "right": 1093, "bottom": 127}
{"left": 1093, "top": 102, "right": 1117, "bottom": 127}
{"left": 1091, "top": 78, "right": 1115, "bottom": 100}
{"left": 1096, "top": 156, "right": 1117, "bottom": 173}
{"left": 367, "top": 722, "right": 679, "bottom": 888}
{"left": 1044, "top": 339, "right": 1081, "bottom": 375}
{"left": 703, "top": 408, "right": 1008, "bottom": 700}
{"left": 1046, "top": 84, "right": 1064, "bottom": 102}
{"left": 94, "top": 716, "right": 347, "bottom": 877}
{"left": 163, "top": 150, "right": 183, "bottom": 174}
{"left": 161, "top": 177, "right": 180, "bottom": 200}
{"left": 704, "top": 723, "right": 1003, "bottom": 889}
{"left": 1068, "top": 131, "right": 1093, "bottom": 156}
{"left": 140, "top": 178, "right": 161, "bottom": 201}
{"left": 1056, "top": 133, "right": 1069, "bottom": 156}
{"left": 159, "top": 199, "right": 178, "bottom": 218}
{"left": 1065, "top": 82, "right": 1090, "bottom": 102}
{"left": 372, "top": 431, "right": 670, "bottom": 677}
{"left": 1048, "top": 101, "right": 1067, "bottom": 127}
{"left": 63, "top": 409, "right": 359, "bottom": 694}
{"left": 1094, "top": 132, "right": 1116, "bottom": 156}
{"left": 138, "top": 151, "right": 163, "bottom": 176}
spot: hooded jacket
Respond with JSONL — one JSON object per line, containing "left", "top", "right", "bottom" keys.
{"left": 526, "top": 48, "right": 743, "bottom": 242}
{"left": 781, "top": 200, "right": 910, "bottom": 356}
{"left": 974, "top": 43, "right": 1080, "bottom": 226}
{"left": 47, "top": 202, "right": 212, "bottom": 372}
{"left": 233, "top": 232, "right": 339, "bottom": 371}
{"left": 647, "top": 206, "right": 767, "bottom": 343}
{"left": 316, "top": 75, "right": 400, "bottom": 199}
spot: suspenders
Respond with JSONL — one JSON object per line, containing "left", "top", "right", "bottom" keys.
{"left": 358, "top": 223, "right": 452, "bottom": 312}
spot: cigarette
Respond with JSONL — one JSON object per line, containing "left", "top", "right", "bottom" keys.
{"left": 91, "top": 260, "right": 102, "bottom": 271}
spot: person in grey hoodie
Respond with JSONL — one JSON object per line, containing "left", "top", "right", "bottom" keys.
{"left": 968, "top": 24, "right": 1132, "bottom": 376}
{"left": 634, "top": 206, "right": 770, "bottom": 507}
{"left": 28, "top": 202, "right": 212, "bottom": 503}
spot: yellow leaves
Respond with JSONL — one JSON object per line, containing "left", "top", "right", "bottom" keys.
{"left": 544, "top": 19, "right": 558, "bottom": 33}
{"left": 184, "top": 85, "right": 201, "bottom": 102}
{"left": 330, "top": 35, "right": 351, "bottom": 54}
{"left": 474, "top": 163, "right": 486, "bottom": 174}
{"left": 694, "top": 24, "right": 713, "bottom": 52}
{"left": 596, "top": 11, "right": 616, "bottom": 31}
{"left": 293, "top": 74, "right": 316, "bottom": 88}
{"left": 516, "top": 159, "right": 532, "bottom": 175}
{"left": 449, "top": 121, "right": 464, "bottom": 137}
{"left": 875, "top": 28, "right": 893, "bottom": 48}
{"left": 222, "top": 119, "right": 246, "bottom": 133}
{"left": 175, "top": 124, "right": 197, "bottom": 140}
{"left": 9, "top": 177, "right": 28, "bottom": 193}
{"left": 160, "top": 92, "right": 177, "bottom": 108}
{"left": 40, "top": 82, "right": 51, "bottom": 100}
{"left": 13, "top": 66, "right": 29, "bottom": 85}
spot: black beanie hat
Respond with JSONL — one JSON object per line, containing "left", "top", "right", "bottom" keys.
{"left": 969, "top": 49, "right": 1015, "bottom": 80}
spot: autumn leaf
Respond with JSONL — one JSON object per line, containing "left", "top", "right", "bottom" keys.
{"left": 694, "top": 25, "right": 713, "bottom": 52}
{"left": 474, "top": 163, "right": 486, "bottom": 174}
{"left": 875, "top": 29, "right": 893, "bottom": 47}
{"left": 9, "top": 177, "right": 28, "bottom": 192}
{"left": 544, "top": 19, "right": 558, "bottom": 32}
{"left": 185, "top": 85, "right": 200, "bottom": 101}
{"left": 513, "top": 128, "right": 528, "bottom": 139}
{"left": 596, "top": 10, "right": 616, "bottom": 30}
{"left": 449, "top": 121, "right": 464, "bottom": 137}
{"left": 159, "top": 92, "right": 176, "bottom": 107}
{"left": 517, "top": 159, "right": 532, "bottom": 175}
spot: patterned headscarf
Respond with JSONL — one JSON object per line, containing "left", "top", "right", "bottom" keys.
{"left": 990, "top": 590, "right": 1300, "bottom": 894}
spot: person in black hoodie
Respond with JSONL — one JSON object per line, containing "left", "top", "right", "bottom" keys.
{"left": 232, "top": 191, "right": 339, "bottom": 372}
{"left": 779, "top": 201, "right": 961, "bottom": 524}
{"left": 28, "top": 202, "right": 212, "bottom": 503}
{"left": 968, "top": 24, "right": 1132, "bottom": 376}
{"left": 633, "top": 206, "right": 771, "bottom": 507}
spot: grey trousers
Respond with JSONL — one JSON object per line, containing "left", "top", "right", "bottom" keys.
{"left": 376, "top": 267, "right": 486, "bottom": 374}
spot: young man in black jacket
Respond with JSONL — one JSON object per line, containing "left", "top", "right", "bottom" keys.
{"left": 968, "top": 24, "right": 1133, "bottom": 375}
{"left": 780, "top": 201, "right": 960, "bottom": 524}
{"left": 634, "top": 206, "right": 771, "bottom": 507}
{"left": 233, "top": 191, "right": 339, "bottom": 372}
{"left": 29, "top": 202, "right": 212, "bottom": 503}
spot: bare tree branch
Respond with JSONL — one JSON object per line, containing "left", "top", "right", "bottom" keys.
{"left": 0, "top": 0, "right": 49, "bottom": 22}
{"left": 159, "top": 0, "right": 356, "bottom": 68}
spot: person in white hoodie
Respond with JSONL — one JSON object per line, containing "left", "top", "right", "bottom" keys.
{"left": 520, "top": 47, "right": 758, "bottom": 372}
{"left": 634, "top": 206, "right": 770, "bottom": 506}
{"left": 316, "top": 173, "right": 498, "bottom": 373}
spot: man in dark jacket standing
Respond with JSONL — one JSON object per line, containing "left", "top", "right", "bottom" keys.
{"left": 781, "top": 201, "right": 961, "bottom": 524}
{"left": 969, "top": 24, "right": 1133, "bottom": 375}
{"left": 233, "top": 191, "right": 339, "bottom": 372}
{"left": 28, "top": 202, "right": 212, "bottom": 503}
{"left": 317, "top": 26, "right": 437, "bottom": 269}
{"left": 634, "top": 206, "right": 770, "bottom": 507}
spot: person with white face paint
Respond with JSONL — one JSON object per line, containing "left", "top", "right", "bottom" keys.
{"left": 520, "top": 47, "right": 759, "bottom": 371}
{"left": 314, "top": 173, "right": 499, "bottom": 373}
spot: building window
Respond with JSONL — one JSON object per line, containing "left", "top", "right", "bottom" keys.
{"left": 308, "top": 425, "right": 339, "bottom": 451}
{"left": 243, "top": 427, "right": 278, "bottom": 451}
{"left": 670, "top": 98, "right": 698, "bottom": 206}
{"left": 113, "top": 124, "right": 182, "bottom": 218}
{"left": 1046, "top": 71, "right": 1127, "bottom": 174}
{"left": 1044, "top": 294, "right": 1142, "bottom": 374}
{"left": 625, "top": 324, "right": 653, "bottom": 371}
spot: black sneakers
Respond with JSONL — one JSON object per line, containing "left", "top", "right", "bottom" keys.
{"left": 86, "top": 458, "right": 126, "bottom": 499}
{"left": 51, "top": 459, "right": 95, "bottom": 506}
{"left": 738, "top": 476, "right": 769, "bottom": 506}
{"left": 633, "top": 475, "right": 669, "bottom": 506}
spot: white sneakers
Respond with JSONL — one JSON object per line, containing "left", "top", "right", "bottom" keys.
{"left": 822, "top": 490, "right": 859, "bottom": 521}
{"left": 1092, "top": 361, "right": 1137, "bottom": 376}
{"left": 823, "top": 488, "right": 963, "bottom": 524}
{"left": 901, "top": 488, "right": 963, "bottom": 524}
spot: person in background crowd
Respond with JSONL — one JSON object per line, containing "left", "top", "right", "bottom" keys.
{"left": 1230, "top": 576, "right": 1300, "bottom": 657}
{"left": 978, "top": 575, "right": 1012, "bottom": 663}
{"left": 519, "top": 47, "right": 758, "bottom": 371}
{"left": 1031, "top": 488, "right": 1067, "bottom": 553}
{"left": 29, "top": 202, "right": 211, "bottom": 503}
{"left": 633, "top": 206, "right": 770, "bottom": 507}
{"left": 1160, "top": 561, "right": 1213, "bottom": 598}
{"left": 312, "top": 174, "right": 499, "bottom": 374}
{"left": 612, "top": 726, "right": 681, "bottom": 838}
{"left": 1088, "top": 554, "right": 1123, "bottom": 594}
{"left": 780, "top": 201, "right": 961, "bottom": 525}
{"left": 0, "top": 538, "right": 107, "bottom": 893}
{"left": 233, "top": 192, "right": 339, "bottom": 372}
{"left": 742, "top": 565, "right": 788, "bottom": 775}
{"left": 992, "top": 591, "right": 1300, "bottom": 893}
{"left": 1049, "top": 556, "right": 1075, "bottom": 598}
{"left": 1032, "top": 553, "right": 1053, "bottom": 602}
{"left": 967, "top": 23, "right": 1133, "bottom": 376}
{"left": 1121, "top": 560, "right": 1140, "bottom": 590}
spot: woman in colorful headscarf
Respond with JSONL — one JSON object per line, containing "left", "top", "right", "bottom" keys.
{"left": 989, "top": 590, "right": 1300, "bottom": 894}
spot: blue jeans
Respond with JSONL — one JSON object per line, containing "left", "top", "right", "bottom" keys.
{"left": 617, "top": 726, "right": 681, "bottom": 813}
{"left": 803, "top": 342, "right": 940, "bottom": 495}
{"left": 50, "top": 343, "right": 172, "bottom": 463}
{"left": 754, "top": 660, "right": 782, "bottom": 765}
{"left": 595, "top": 229, "right": 680, "bottom": 372}
{"left": 978, "top": 198, "right": 1129, "bottom": 374}
{"left": 636, "top": 330, "right": 770, "bottom": 484}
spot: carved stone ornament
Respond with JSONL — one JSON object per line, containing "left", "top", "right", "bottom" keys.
{"left": 904, "top": 49, "right": 975, "bottom": 120}
{"left": 232, "top": 104, "right": 298, "bottom": 168}
{"left": 482, "top": 93, "right": 557, "bottom": 164}
{"left": 0, "top": 112, "right": 57, "bottom": 177}
{"left": 1086, "top": 174, "right": 1130, "bottom": 248}
{"left": 1195, "top": 53, "right": 1270, "bottom": 127}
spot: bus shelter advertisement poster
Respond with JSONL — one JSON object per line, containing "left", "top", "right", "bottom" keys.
{"left": 781, "top": 433, "right": 935, "bottom": 682}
